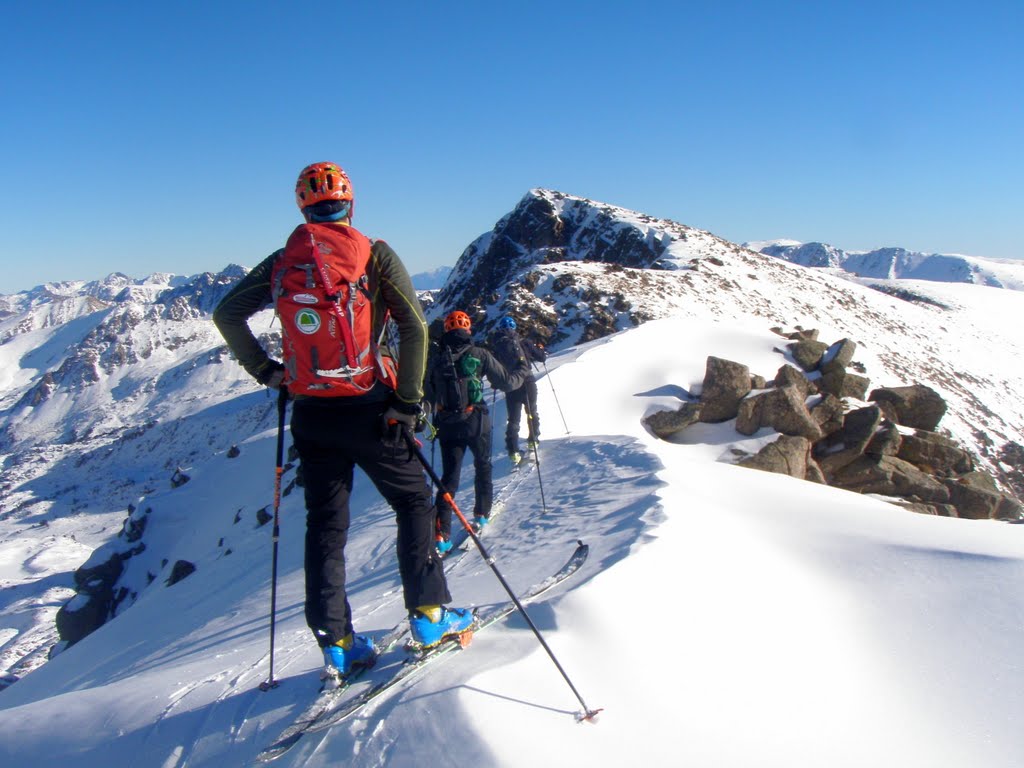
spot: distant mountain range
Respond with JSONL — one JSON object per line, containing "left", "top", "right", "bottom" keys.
{"left": 410, "top": 265, "right": 452, "bottom": 291}
{"left": 0, "top": 264, "right": 450, "bottom": 320}
{"left": 744, "top": 239, "right": 1024, "bottom": 291}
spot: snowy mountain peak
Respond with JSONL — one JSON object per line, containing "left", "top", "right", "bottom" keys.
{"left": 432, "top": 188, "right": 738, "bottom": 342}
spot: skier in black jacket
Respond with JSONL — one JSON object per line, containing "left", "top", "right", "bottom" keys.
{"left": 424, "top": 311, "right": 529, "bottom": 552}
{"left": 490, "top": 316, "right": 547, "bottom": 464}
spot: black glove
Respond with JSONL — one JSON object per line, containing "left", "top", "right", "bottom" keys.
{"left": 255, "top": 360, "right": 286, "bottom": 390}
{"left": 382, "top": 397, "right": 426, "bottom": 441}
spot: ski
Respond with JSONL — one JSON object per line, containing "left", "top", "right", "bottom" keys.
{"left": 305, "top": 540, "right": 588, "bottom": 732}
{"left": 457, "top": 511, "right": 497, "bottom": 552}
{"left": 256, "top": 541, "right": 588, "bottom": 762}
{"left": 450, "top": 500, "right": 503, "bottom": 555}
{"left": 254, "top": 622, "right": 409, "bottom": 763}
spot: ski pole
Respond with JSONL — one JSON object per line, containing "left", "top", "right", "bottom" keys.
{"left": 526, "top": 411, "right": 548, "bottom": 514}
{"left": 260, "top": 386, "right": 288, "bottom": 692}
{"left": 539, "top": 361, "right": 570, "bottom": 435}
{"left": 430, "top": 419, "right": 437, "bottom": 477}
{"left": 399, "top": 425, "right": 599, "bottom": 720}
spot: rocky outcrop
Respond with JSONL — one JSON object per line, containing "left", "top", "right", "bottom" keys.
{"left": 738, "top": 435, "right": 813, "bottom": 478}
{"left": 55, "top": 549, "right": 128, "bottom": 648}
{"left": 644, "top": 403, "right": 703, "bottom": 439}
{"left": 644, "top": 327, "right": 1023, "bottom": 521}
{"left": 736, "top": 385, "right": 823, "bottom": 441}
{"left": 54, "top": 506, "right": 147, "bottom": 649}
{"left": 53, "top": 498, "right": 198, "bottom": 651}
{"left": 171, "top": 467, "right": 191, "bottom": 488}
{"left": 699, "top": 357, "right": 751, "bottom": 423}
{"left": 868, "top": 385, "right": 947, "bottom": 431}
{"left": 167, "top": 560, "right": 196, "bottom": 586}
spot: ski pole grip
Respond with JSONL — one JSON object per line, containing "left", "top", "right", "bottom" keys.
{"left": 393, "top": 423, "right": 421, "bottom": 448}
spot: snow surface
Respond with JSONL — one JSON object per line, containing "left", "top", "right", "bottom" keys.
{"left": 3, "top": 298, "right": 1024, "bottom": 766}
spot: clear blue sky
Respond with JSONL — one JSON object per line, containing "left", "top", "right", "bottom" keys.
{"left": 2, "top": 1, "right": 1021, "bottom": 294}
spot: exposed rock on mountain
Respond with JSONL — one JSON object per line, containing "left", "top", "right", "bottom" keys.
{"left": 432, "top": 188, "right": 729, "bottom": 345}
{"left": 643, "top": 327, "right": 1023, "bottom": 521}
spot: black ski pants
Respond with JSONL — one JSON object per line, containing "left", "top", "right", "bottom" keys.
{"left": 291, "top": 397, "right": 450, "bottom": 647}
{"left": 504, "top": 376, "right": 539, "bottom": 455}
{"left": 435, "top": 408, "right": 492, "bottom": 539}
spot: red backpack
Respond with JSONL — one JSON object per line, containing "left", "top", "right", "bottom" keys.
{"left": 271, "top": 223, "right": 397, "bottom": 397}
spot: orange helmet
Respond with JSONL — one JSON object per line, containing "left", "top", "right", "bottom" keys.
{"left": 295, "top": 162, "right": 354, "bottom": 210}
{"left": 444, "top": 311, "right": 472, "bottom": 333}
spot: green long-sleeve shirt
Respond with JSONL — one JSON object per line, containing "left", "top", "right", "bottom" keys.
{"left": 212, "top": 228, "right": 429, "bottom": 405}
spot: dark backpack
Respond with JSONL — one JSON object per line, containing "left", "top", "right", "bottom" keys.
{"left": 490, "top": 330, "right": 523, "bottom": 370}
{"left": 271, "top": 223, "right": 397, "bottom": 397}
{"left": 437, "top": 346, "right": 484, "bottom": 420}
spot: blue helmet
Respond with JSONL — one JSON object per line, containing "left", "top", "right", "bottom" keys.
{"left": 498, "top": 316, "right": 517, "bottom": 330}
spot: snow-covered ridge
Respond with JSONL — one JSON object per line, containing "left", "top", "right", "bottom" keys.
{"left": 2, "top": 188, "right": 1024, "bottom": 726}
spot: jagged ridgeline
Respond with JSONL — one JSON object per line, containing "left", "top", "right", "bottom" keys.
{"left": 431, "top": 188, "right": 1024, "bottom": 344}
{"left": 431, "top": 188, "right": 737, "bottom": 344}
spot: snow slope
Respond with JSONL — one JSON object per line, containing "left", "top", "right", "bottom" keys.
{"left": 2, "top": 303, "right": 1024, "bottom": 767}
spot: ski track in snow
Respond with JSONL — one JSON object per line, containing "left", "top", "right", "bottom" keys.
{"left": 236, "top": 433, "right": 655, "bottom": 767}
{"left": 141, "top": 439, "right": 574, "bottom": 768}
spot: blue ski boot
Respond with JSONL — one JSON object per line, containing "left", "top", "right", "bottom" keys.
{"left": 472, "top": 515, "right": 489, "bottom": 533}
{"left": 323, "top": 633, "right": 376, "bottom": 681}
{"left": 436, "top": 535, "right": 453, "bottom": 556}
{"left": 409, "top": 605, "right": 474, "bottom": 648}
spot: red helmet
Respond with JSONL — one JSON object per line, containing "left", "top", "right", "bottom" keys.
{"left": 444, "top": 311, "right": 472, "bottom": 333}
{"left": 295, "top": 162, "right": 354, "bottom": 210}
